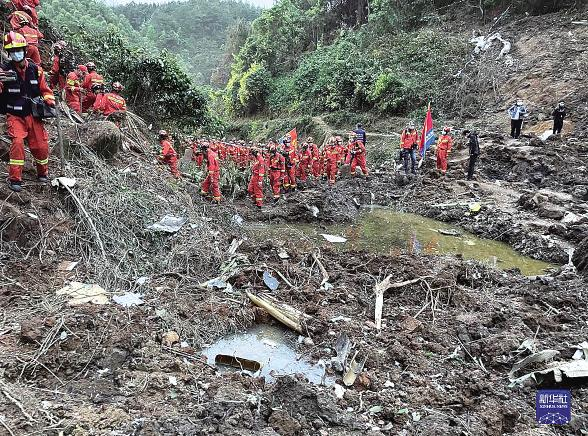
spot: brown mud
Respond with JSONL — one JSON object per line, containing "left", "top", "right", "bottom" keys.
{"left": 1, "top": 8, "right": 588, "bottom": 436}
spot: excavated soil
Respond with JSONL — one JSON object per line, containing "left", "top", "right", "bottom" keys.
{"left": 1, "top": 8, "right": 588, "bottom": 436}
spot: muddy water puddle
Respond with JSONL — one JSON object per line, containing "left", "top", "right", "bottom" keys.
{"left": 249, "top": 208, "right": 554, "bottom": 276}
{"left": 203, "top": 324, "right": 331, "bottom": 385}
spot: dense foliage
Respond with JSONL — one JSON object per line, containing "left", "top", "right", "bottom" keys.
{"left": 223, "top": 0, "right": 578, "bottom": 119}
{"left": 40, "top": 0, "right": 210, "bottom": 129}
{"left": 113, "top": 0, "right": 260, "bottom": 85}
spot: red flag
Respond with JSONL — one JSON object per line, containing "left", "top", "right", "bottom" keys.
{"left": 419, "top": 103, "right": 434, "bottom": 158}
{"left": 287, "top": 128, "right": 298, "bottom": 148}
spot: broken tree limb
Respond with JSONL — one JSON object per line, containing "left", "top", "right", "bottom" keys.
{"left": 246, "top": 292, "right": 303, "bottom": 333}
{"left": 311, "top": 250, "right": 330, "bottom": 285}
{"left": 374, "top": 276, "right": 432, "bottom": 329}
{"left": 61, "top": 182, "right": 107, "bottom": 260}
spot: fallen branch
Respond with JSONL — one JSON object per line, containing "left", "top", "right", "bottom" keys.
{"left": 311, "top": 250, "right": 330, "bottom": 286}
{"left": 247, "top": 292, "right": 303, "bottom": 333}
{"left": 0, "top": 382, "right": 36, "bottom": 424}
{"left": 374, "top": 276, "right": 432, "bottom": 329}
{"left": 61, "top": 183, "right": 107, "bottom": 260}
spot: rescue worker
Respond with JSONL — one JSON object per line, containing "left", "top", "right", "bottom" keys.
{"left": 282, "top": 137, "right": 298, "bottom": 191}
{"left": 334, "top": 136, "right": 345, "bottom": 165}
{"left": 268, "top": 144, "right": 286, "bottom": 202}
{"left": 82, "top": 62, "right": 104, "bottom": 112}
{"left": 308, "top": 137, "right": 321, "bottom": 178}
{"left": 347, "top": 133, "right": 369, "bottom": 177}
{"left": 436, "top": 127, "right": 453, "bottom": 176}
{"left": 552, "top": 102, "right": 566, "bottom": 135}
{"left": 248, "top": 147, "right": 265, "bottom": 208}
{"left": 508, "top": 99, "right": 528, "bottom": 139}
{"left": 323, "top": 138, "right": 339, "bottom": 185}
{"left": 9, "top": 11, "right": 43, "bottom": 65}
{"left": 200, "top": 142, "right": 221, "bottom": 203}
{"left": 11, "top": 0, "right": 39, "bottom": 27}
{"left": 49, "top": 40, "right": 67, "bottom": 90}
{"left": 463, "top": 129, "right": 480, "bottom": 181}
{"left": 158, "top": 130, "right": 180, "bottom": 178}
{"left": 94, "top": 81, "right": 126, "bottom": 116}
{"left": 298, "top": 142, "right": 312, "bottom": 183}
{"left": 0, "top": 32, "right": 55, "bottom": 192}
{"left": 353, "top": 123, "right": 367, "bottom": 145}
{"left": 399, "top": 124, "right": 419, "bottom": 175}
{"left": 65, "top": 64, "right": 86, "bottom": 114}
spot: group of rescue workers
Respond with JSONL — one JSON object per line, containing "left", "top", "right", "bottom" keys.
{"left": 0, "top": 0, "right": 126, "bottom": 192}
{"left": 157, "top": 128, "right": 370, "bottom": 208}
{"left": 0, "top": 0, "right": 569, "bottom": 201}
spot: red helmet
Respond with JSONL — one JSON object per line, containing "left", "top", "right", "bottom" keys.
{"left": 3, "top": 31, "right": 27, "bottom": 50}
{"left": 112, "top": 81, "right": 124, "bottom": 92}
{"left": 77, "top": 64, "right": 88, "bottom": 73}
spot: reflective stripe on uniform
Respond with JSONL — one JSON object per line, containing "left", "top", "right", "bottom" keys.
{"left": 34, "top": 158, "right": 48, "bottom": 165}
{"left": 9, "top": 159, "right": 25, "bottom": 166}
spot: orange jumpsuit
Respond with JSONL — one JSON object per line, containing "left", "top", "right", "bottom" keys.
{"left": 49, "top": 55, "right": 66, "bottom": 90}
{"left": 65, "top": 71, "right": 83, "bottom": 113}
{"left": 201, "top": 148, "right": 221, "bottom": 202}
{"left": 248, "top": 154, "right": 265, "bottom": 207}
{"left": 82, "top": 71, "right": 104, "bottom": 112}
{"left": 323, "top": 145, "right": 339, "bottom": 185}
{"left": 297, "top": 146, "right": 312, "bottom": 182}
{"left": 0, "top": 60, "right": 55, "bottom": 183}
{"left": 159, "top": 139, "right": 180, "bottom": 178}
{"left": 348, "top": 140, "right": 368, "bottom": 176}
{"left": 94, "top": 92, "right": 126, "bottom": 116}
{"left": 283, "top": 146, "right": 298, "bottom": 190}
{"left": 11, "top": 0, "right": 39, "bottom": 26}
{"left": 20, "top": 25, "right": 43, "bottom": 65}
{"left": 436, "top": 134, "right": 453, "bottom": 174}
{"left": 268, "top": 152, "right": 286, "bottom": 200}
{"left": 310, "top": 143, "right": 321, "bottom": 177}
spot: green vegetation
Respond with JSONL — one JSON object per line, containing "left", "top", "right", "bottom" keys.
{"left": 222, "top": 0, "right": 576, "bottom": 121}
{"left": 113, "top": 0, "right": 261, "bottom": 85}
{"left": 40, "top": 0, "right": 210, "bottom": 129}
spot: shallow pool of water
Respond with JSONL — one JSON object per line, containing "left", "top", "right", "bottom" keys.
{"left": 249, "top": 208, "right": 554, "bottom": 276}
{"left": 202, "top": 324, "right": 330, "bottom": 385}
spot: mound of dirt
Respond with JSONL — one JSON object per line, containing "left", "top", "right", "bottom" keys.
{"left": 75, "top": 120, "right": 123, "bottom": 158}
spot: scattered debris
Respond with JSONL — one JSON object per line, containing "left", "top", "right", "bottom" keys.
{"left": 112, "top": 292, "right": 144, "bottom": 307}
{"left": 215, "top": 354, "right": 262, "bottom": 372}
{"left": 56, "top": 282, "right": 109, "bottom": 306}
{"left": 510, "top": 350, "right": 560, "bottom": 375}
{"left": 247, "top": 292, "right": 304, "bottom": 333}
{"left": 57, "top": 260, "right": 79, "bottom": 272}
{"left": 147, "top": 215, "right": 188, "bottom": 233}
{"left": 438, "top": 229, "right": 461, "bottom": 237}
{"left": 320, "top": 234, "right": 347, "bottom": 243}
{"left": 263, "top": 271, "right": 279, "bottom": 291}
{"left": 333, "top": 333, "right": 350, "bottom": 372}
{"left": 161, "top": 331, "right": 180, "bottom": 347}
{"left": 333, "top": 384, "right": 345, "bottom": 399}
{"left": 343, "top": 351, "right": 367, "bottom": 387}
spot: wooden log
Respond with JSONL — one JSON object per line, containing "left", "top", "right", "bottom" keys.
{"left": 247, "top": 292, "right": 303, "bottom": 334}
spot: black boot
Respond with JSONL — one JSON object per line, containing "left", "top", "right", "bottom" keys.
{"left": 8, "top": 180, "right": 22, "bottom": 192}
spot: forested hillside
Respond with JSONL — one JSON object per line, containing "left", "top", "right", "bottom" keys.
{"left": 223, "top": 0, "right": 581, "bottom": 120}
{"left": 113, "top": 0, "right": 261, "bottom": 84}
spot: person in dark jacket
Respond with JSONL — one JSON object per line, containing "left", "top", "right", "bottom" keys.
{"left": 353, "top": 123, "right": 366, "bottom": 145}
{"left": 463, "top": 129, "right": 480, "bottom": 181}
{"left": 552, "top": 102, "right": 566, "bottom": 135}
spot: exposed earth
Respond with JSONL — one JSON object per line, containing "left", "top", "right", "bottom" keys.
{"left": 1, "top": 8, "right": 588, "bottom": 436}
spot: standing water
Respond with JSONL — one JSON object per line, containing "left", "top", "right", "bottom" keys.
{"left": 248, "top": 208, "right": 554, "bottom": 276}
{"left": 202, "top": 324, "right": 331, "bottom": 385}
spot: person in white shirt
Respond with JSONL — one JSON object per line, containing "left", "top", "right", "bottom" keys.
{"left": 508, "top": 99, "right": 528, "bottom": 139}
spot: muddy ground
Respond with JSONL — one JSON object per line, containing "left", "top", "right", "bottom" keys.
{"left": 1, "top": 8, "right": 588, "bottom": 436}
{"left": 1, "top": 122, "right": 588, "bottom": 435}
